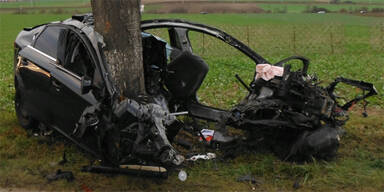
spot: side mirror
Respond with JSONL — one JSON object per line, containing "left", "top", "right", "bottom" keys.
{"left": 81, "top": 76, "right": 92, "bottom": 94}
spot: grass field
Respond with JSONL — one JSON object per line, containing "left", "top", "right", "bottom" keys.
{"left": 0, "top": 0, "right": 88, "bottom": 8}
{"left": 3, "top": 0, "right": 384, "bottom": 14}
{"left": 3, "top": 0, "right": 384, "bottom": 8}
{"left": 257, "top": 3, "right": 384, "bottom": 13}
{"left": 146, "top": 3, "right": 384, "bottom": 14}
{"left": 0, "top": 10, "right": 384, "bottom": 191}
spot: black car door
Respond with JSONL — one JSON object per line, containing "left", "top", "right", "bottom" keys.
{"left": 48, "top": 26, "right": 97, "bottom": 135}
{"left": 17, "top": 26, "right": 67, "bottom": 125}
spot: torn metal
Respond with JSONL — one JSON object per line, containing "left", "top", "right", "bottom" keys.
{"left": 75, "top": 97, "right": 184, "bottom": 167}
{"left": 14, "top": 13, "right": 378, "bottom": 177}
{"left": 227, "top": 61, "right": 377, "bottom": 161}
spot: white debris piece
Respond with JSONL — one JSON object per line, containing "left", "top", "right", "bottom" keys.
{"left": 255, "top": 64, "right": 284, "bottom": 81}
{"left": 178, "top": 170, "right": 187, "bottom": 181}
{"left": 187, "top": 153, "right": 216, "bottom": 161}
{"left": 199, "top": 129, "right": 215, "bottom": 142}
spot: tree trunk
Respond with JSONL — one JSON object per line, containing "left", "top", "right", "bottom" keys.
{"left": 91, "top": 0, "right": 145, "bottom": 98}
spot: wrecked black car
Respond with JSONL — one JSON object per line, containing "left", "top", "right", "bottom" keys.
{"left": 14, "top": 14, "right": 377, "bottom": 174}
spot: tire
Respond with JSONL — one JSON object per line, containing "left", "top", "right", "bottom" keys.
{"left": 14, "top": 79, "right": 36, "bottom": 130}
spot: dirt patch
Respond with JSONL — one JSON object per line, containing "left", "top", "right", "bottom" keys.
{"left": 146, "top": 2, "right": 265, "bottom": 14}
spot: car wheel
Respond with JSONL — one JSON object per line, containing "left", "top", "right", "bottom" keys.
{"left": 14, "top": 80, "right": 36, "bottom": 130}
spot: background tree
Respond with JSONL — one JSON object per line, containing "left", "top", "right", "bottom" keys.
{"left": 91, "top": 0, "right": 145, "bottom": 98}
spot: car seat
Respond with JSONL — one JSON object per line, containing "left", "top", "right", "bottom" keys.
{"left": 165, "top": 51, "right": 209, "bottom": 99}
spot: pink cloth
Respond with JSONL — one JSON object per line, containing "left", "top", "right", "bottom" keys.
{"left": 255, "top": 64, "right": 284, "bottom": 81}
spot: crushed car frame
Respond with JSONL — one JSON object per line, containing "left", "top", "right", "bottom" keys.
{"left": 14, "top": 14, "right": 377, "bottom": 174}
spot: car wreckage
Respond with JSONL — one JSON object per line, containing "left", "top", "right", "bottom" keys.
{"left": 14, "top": 14, "right": 377, "bottom": 176}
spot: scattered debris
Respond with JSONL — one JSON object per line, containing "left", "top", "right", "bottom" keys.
{"left": 187, "top": 153, "right": 216, "bottom": 161}
{"left": 82, "top": 165, "right": 168, "bottom": 178}
{"left": 178, "top": 170, "right": 187, "bottom": 182}
{"left": 198, "top": 129, "right": 215, "bottom": 142}
{"left": 46, "top": 169, "right": 74, "bottom": 182}
{"left": 255, "top": 64, "right": 283, "bottom": 81}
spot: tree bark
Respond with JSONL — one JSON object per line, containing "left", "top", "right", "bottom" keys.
{"left": 91, "top": 0, "right": 145, "bottom": 98}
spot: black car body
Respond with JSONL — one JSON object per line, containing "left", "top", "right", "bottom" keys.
{"left": 14, "top": 14, "right": 377, "bottom": 170}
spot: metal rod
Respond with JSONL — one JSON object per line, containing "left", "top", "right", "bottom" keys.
{"left": 170, "top": 111, "right": 189, "bottom": 116}
{"left": 235, "top": 74, "right": 251, "bottom": 92}
{"left": 82, "top": 165, "right": 168, "bottom": 178}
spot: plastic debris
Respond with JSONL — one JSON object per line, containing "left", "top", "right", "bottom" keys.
{"left": 187, "top": 153, "right": 216, "bottom": 161}
{"left": 178, "top": 170, "right": 187, "bottom": 182}
{"left": 255, "top": 64, "right": 284, "bottom": 81}
{"left": 198, "top": 129, "right": 215, "bottom": 142}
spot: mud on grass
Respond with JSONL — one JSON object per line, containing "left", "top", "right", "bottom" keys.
{"left": 0, "top": 108, "right": 384, "bottom": 191}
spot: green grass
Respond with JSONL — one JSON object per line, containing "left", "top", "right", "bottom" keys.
{"left": 0, "top": 0, "right": 89, "bottom": 9}
{"left": 3, "top": 0, "right": 384, "bottom": 14}
{"left": 7, "top": 0, "right": 384, "bottom": 8}
{"left": 1, "top": 109, "right": 383, "bottom": 191}
{"left": 257, "top": 3, "right": 384, "bottom": 13}
{"left": 1, "top": 12, "right": 384, "bottom": 191}
{"left": 143, "top": 12, "right": 384, "bottom": 25}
